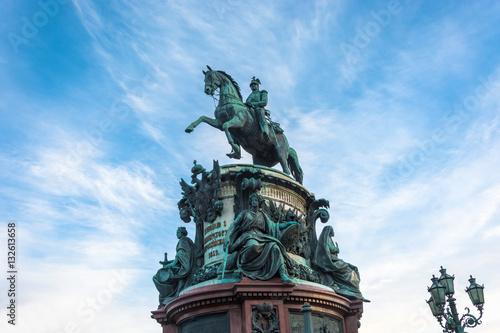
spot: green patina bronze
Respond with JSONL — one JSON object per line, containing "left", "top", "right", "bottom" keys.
{"left": 246, "top": 77, "right": 269, "bottom": 140}
{"left": 185, "top": 66, "right": 303, "bottom": 184}
{"left": 426, "top": 268, "right": 485, "bottom": 333}
{"left": 221, "top": 193, "right": 297, "bottom": 283}
{"left": 177, "top": 160, "right": 223, "bottom": 266}
{"left": 245, "top": 76, "right": 284, "bottom": 142}
{"left": 153, "top": 68, "right": 369, "bottom": 309}
{"left": 313, "top": 226, "right": 369, "bottom": 302}
{"left": 152, "top": 227, "right": 194, "bottom": 307}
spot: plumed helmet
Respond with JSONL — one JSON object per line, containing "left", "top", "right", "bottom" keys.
{"left": 250, "top": 76, "right": 261, "bottom": 87}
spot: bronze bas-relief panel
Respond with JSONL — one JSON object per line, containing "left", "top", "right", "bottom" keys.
{"left": 178, "top": 311, "right": 230, "bottom": 333}
{"left": 289, "top": 311, "right": 343, "bottom": 333}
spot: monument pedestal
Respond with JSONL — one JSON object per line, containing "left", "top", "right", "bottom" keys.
{"left": 152, "top": 278, "right": 363, "bottom": 333}
{"left": 153, "top": 66, "right": 369, "bottom": 332}
{"left": 153, "top": 164, "right": 366, "bottom": 333}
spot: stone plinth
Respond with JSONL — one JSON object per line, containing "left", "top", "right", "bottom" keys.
{"left": 152, "top": 278, "right": 363, "bottom": 333}
{"left": 203, "top": 164, "right": 314, "bottom": 266}
{"left": 153, "top": 163, "right": 366, "bottom": 332}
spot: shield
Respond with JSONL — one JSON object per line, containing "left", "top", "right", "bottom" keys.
{"left": 157, "top": 267, "right": 173, "bottom": 283}
{"left": 279, "top": 223, "right": 300, "bottom": 250}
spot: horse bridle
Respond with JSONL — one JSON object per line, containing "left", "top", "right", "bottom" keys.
{"left": 205, "top": 71, "right": 218, "bottom": 94}
{"left": 206, "top": 71, "right": 243, "bottom": 107}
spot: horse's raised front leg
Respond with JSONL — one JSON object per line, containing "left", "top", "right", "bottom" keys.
{"left": 185, "top": 116, "right": 221, "bottom": 133}
{"left": 222, "top": 116, "right": 245, "bottom": 159}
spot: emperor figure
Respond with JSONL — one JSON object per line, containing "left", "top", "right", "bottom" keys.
{"left": 245, "top": 77, "right": 270, "bottom": 141}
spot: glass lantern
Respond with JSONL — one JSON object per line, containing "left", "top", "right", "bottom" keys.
{"left": 466, "top": 275, "right": 485, "bottom": 307}
{"left": 428, "top": 275, "right": 446, "bottom": 306}
{"left": 426, "top": 297, "right": 444, "bottom": 317}
{"left": 438, "top": 266, "right": 455, "bottom": 296}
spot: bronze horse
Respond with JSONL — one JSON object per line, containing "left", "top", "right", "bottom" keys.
{"left": 185, "top": 66, "right": 303, "bottom": 184}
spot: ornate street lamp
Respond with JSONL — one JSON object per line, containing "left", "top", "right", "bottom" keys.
{"left": 427, "top": 296, "right": 444, "bottom": 317}
{"left": 426, "top": 267, "right": 485, "bottom": 333}
{"left": 438, "top": 266, "right": 455, "bottom": 296}
{"left": 428, "top": 275, "right": 446, "bottom": 306}
{"left": 466, "top": 276, "right": 485, "bottom": 308}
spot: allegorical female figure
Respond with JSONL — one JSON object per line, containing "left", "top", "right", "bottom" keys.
{"left": 153, "top": 227, "right": 194, "bottom": 307}
{"left": 223, "top": 193, "right": 298, "bottom": 283}
{"left": 313, "top": 226, "right": 368, "bottom": 301}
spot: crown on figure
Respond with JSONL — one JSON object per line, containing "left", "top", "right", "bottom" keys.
{"left": 191, "top": 160, "right": 206, "bottom": 175}
{"left": 177, "top": 227, "right": 188, "bottom": 236}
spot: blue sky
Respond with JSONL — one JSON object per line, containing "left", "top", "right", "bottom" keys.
{"left": 1, "top": 1, "right": 499, "bottom": 332}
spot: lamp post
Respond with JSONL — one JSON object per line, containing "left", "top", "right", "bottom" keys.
{"left": 426, "top": 267, "right": 485, "bottom": 333}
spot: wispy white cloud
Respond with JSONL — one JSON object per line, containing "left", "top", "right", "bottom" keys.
{"left": 2, "top": 1, "right": 500, "bottom": 333}
{"left": 30, "top": 146, "right": 169, "bottom": 214}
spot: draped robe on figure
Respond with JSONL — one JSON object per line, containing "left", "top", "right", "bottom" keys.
{"left": 228, "top": 208, "right": 294, "bottom": 280}
{"left": 313, "top": 226, "right": 366, "bottom": 301}
{"left": 153, "top": 235, "right": 194, "bottom": 305}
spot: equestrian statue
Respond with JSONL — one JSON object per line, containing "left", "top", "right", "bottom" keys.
{"left": 185, "top": 66, "right": 304, "bottom": 184}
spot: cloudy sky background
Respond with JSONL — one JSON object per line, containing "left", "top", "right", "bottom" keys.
{"left": 1, "top": 0, "right": 499, "bottom": 332}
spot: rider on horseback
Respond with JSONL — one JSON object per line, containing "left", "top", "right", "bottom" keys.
{"left": 245, "top": 77, "right": 271, "bottom": 141}
{"left": 186, "top": 67, "right": 302, "bottom": 183}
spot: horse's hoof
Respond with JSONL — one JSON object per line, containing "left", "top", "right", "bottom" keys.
{"left": 226, "top": 152, "right": 241, "bottom": 159}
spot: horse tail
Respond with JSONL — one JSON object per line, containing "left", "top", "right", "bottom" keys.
{"left": 287, "top": 147, "right": 303, "bottom": 184}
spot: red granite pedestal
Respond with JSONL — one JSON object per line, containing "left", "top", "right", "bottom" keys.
{"left": 152, "top": 278, "right": 363, "bottom": 333}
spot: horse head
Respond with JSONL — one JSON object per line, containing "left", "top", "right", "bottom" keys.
{"left": 203, "top": 65, "right": 219, "bottom": 96}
